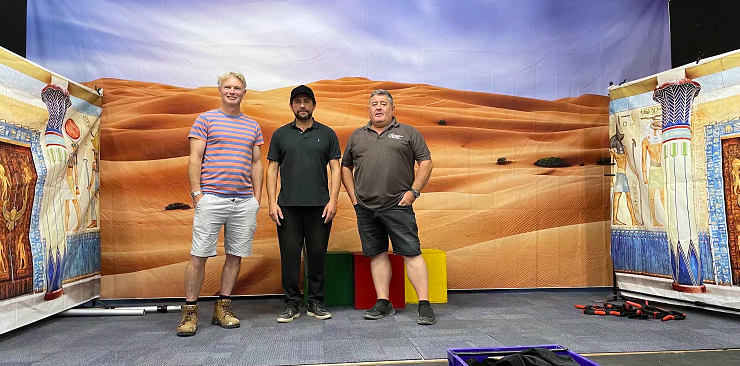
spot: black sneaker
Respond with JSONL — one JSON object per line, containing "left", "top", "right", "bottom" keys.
{"left": 307, "top": 302, "right": 332, "bottom": 320}
{"left": 417, "top": 303, "right": 436, "bottom": 325}
{"left": 277, "top": 305, "right": 300, "bottom": 323}
{"left": 364, "top": 300, "right": 395, "bottom": 320}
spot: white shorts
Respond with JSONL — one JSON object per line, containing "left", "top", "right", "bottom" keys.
{"left": 191, "top": 193, "right": 260, "bottom": 257}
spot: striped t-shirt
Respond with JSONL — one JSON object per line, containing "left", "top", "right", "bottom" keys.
{"left": 188, "top": 109, "right": 264, "bottom": 197}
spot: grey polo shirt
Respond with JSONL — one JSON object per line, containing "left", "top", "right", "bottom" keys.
{"left": 267, "top": 120, "right": 341, "bottom": 206}
{"left": 341, "top": 118, "right": 431, "bottom": 211}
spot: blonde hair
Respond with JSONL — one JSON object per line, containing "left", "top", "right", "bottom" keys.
{"left": 217, "top": 71, "right": 246, "bottom": 88}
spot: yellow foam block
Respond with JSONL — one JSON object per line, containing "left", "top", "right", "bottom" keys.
{"left": 404, "top": 248, "right": 447, "bottom": 304}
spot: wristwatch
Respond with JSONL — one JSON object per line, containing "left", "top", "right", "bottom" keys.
{"left": 191, "top": 190, "right": 202, "bottom": 198}
{"left": 409, "top": 188, "right": 421, "bottom": 198}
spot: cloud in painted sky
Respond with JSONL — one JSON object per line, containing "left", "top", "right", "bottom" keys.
{"left": 27, "top": 0, "right": 670, "bottom": 100}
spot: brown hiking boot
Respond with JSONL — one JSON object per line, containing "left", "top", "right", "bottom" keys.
{"left": 212, "top": 299, "right": 240, "bottom": 328}
{"left": 177, "top": 304, "right": 198, "bottom": 337}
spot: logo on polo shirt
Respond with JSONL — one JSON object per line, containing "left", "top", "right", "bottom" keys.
{"left": 388, "top": 133, "right": 404, "bottom": 140}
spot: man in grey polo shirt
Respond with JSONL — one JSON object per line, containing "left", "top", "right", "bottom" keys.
{"left": 341, "top": 89, "right": 436, "bottom": 325}
{"left": 267, "top": 85, "right": 341, "bottom": 323}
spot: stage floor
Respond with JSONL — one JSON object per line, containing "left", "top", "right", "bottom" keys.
{"left": 1, "top": 289, "right": 739, "bottom": 365}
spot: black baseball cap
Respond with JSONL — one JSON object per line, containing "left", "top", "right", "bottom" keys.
{"left": 290, "top": 85, "right": 315, "bottom": 103}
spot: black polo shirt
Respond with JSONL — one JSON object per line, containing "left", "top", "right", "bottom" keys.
{"left": 267, "top": 120, "right": 341, "bottom": 206}
{"left": 341, "top": 118, "right": 431, "bottom": 211}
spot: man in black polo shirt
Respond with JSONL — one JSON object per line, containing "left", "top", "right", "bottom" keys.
{"left": 341, "top": 89, "right": 436, "bottom": 325}
{"left": 267, "top": 85, "right": 341, "bottom": 323}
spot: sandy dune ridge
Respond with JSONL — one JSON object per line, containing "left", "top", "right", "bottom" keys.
{"left": 84, "top": 77, "right": 611, "bottom": 298}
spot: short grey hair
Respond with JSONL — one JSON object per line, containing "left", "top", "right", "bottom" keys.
{"left": 217, "top": 71, "right": 247, "bottom": 88}
{"left": 369, "top": 89, "right": 393, "bottom": 106}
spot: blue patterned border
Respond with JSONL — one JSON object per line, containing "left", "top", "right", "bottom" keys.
{"left": 0, "top": 121, "right": 46, "bottom": 292}
{"left": 609, "top": 91, "right": 659, "bottom": 115}
{"left": 705, "top": 121, "right": 737, "bottom": 285}
{"left": 0, "top": 123, "right": 35, "bottom": 144}
{"left": 63, "top": 231, "right": 101, "bottom": 282}
{"left": 611, "top": 229, "right": 714, "bottom": 283}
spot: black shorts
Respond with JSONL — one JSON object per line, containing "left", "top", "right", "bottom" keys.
{"left": 354, "top": 204, "right": 422, "bottom": 257}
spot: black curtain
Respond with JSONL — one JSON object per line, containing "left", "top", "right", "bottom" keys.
{"left": 670, "top": 0, "right": 740, "bottom": 67}
{"left": 0, "top": 0, "right": 27, "bottom": 57}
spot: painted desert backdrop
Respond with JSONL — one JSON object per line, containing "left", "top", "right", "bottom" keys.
{"left": 84, "top": 77, "right": 612, "bottom": 298}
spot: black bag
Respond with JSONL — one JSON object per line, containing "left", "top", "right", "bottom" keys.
{"left": 465, "top": 347, "right": 581, "bottom": 366}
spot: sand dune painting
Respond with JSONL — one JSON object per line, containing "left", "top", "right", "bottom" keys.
{"left": 27, "top": 0, "right": 671, "bottom": 299}
{"left": 86, "top": 77, "right": 612, "bottom": 298}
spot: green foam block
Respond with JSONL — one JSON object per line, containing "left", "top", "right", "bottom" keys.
{"left": 303, "top": 250, "right": 353, "bottom": 306}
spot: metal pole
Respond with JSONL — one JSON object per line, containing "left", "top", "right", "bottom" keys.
{"left": 58, "top": 305, "right": 181, "bottom": 317}
{"left": 121, "top": 305, "right": 182, "bottom": 313}
{"left": 59, "top": 308, "right": 144, "bottom": 316}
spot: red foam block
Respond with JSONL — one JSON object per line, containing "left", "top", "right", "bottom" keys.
{"left": 353, "top": 252, "right": 405, "bottom": 309}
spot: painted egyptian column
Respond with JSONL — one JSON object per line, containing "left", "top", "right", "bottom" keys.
{"left": 41, "top": 85, "right": 71, "bottom": 162}
{"left": 40, "top": 84, "right": 72, "bottom": 300}
{"left": 652, "top": 78, "right": 705, "bottom": 292}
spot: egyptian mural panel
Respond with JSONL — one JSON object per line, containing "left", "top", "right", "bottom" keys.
{"left": 609, "top": 106, "right": 671, "bottom": 232}
{"left": 0, "top": 47, "right": 102, "bottom": 335}
{"left": 0, "top": 143, "right": 37, "bottom": 300}
{"left": 610, "top": 53, "right": 740, "bottom": 311}
{"left": 721, "top": 137, "right": 740, "bottom": 285}
{"left": 653, "top": 80, "right": 704, "bottom": 291}
{"left": 639, "top": 106, "right": 667, "bottom": 229}
{"left": 610, "top": 80, "right": 714, "bottom": 290}
{"left": 39, "top": 89, "right": 102, "bottom": 301}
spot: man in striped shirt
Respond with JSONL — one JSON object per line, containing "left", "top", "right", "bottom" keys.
{"left": 177, "top": 71, "right": 264, "bottom": 337}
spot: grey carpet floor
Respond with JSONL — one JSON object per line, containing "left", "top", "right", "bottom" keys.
{"left": 1, "top": 289, "right": 739, "bottom": 366}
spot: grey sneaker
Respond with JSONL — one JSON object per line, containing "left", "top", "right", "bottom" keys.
{"left": 277, "top": 304, "right": 300, "bottom": 323}
{"left": 364, "top": 300, "right": 395, "bottom": 320}
{"left": 307, "top": 302, "right": 332, "bottom": 320}
{"left": 417, "top": 303, "right": 436, "bottom": 325}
